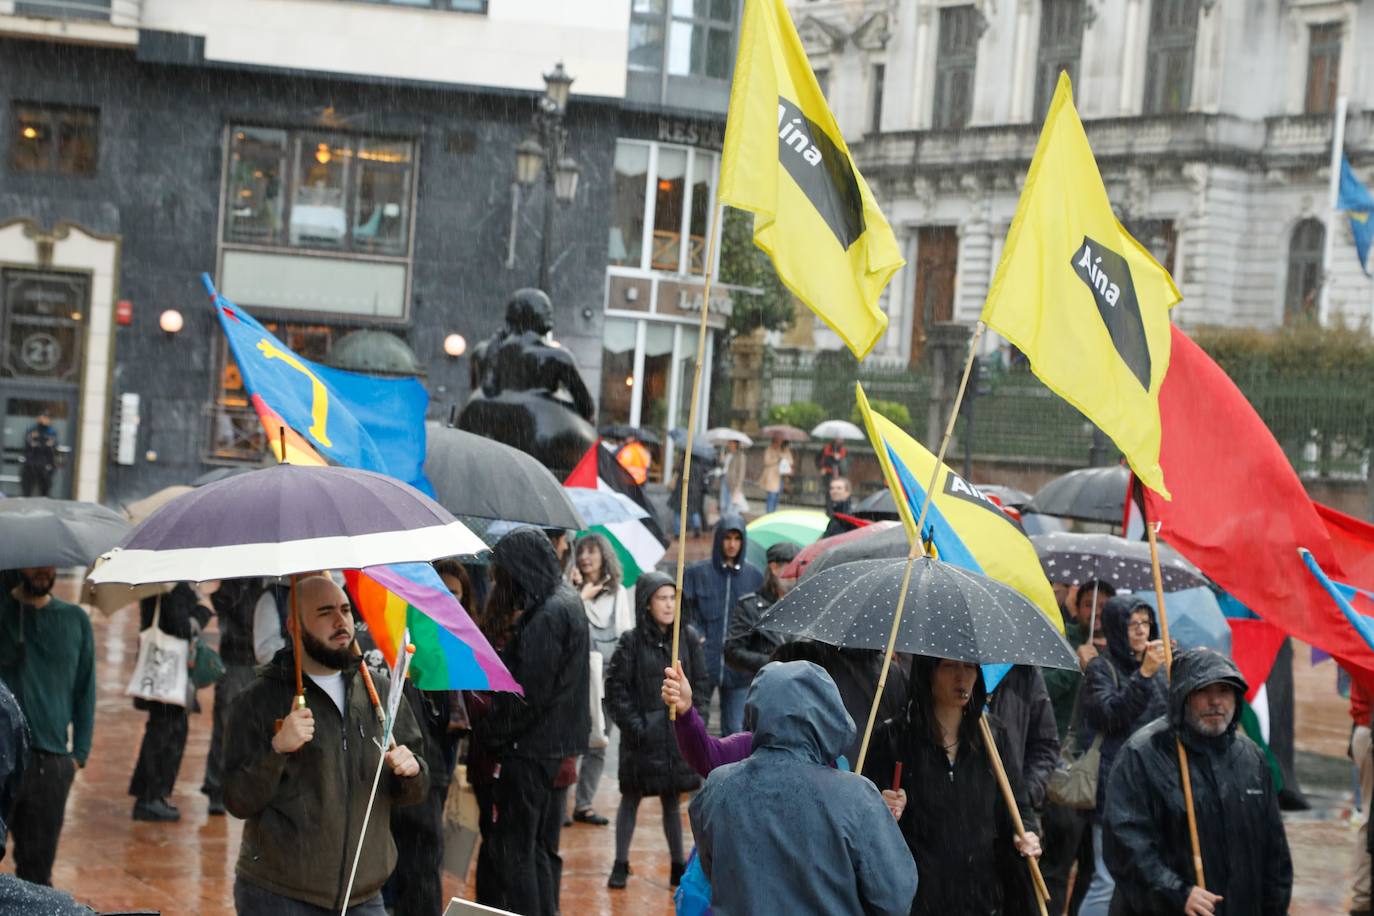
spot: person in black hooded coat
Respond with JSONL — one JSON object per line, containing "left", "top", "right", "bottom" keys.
{"left": 865, "top": 655, "right": 1040, "bottom": 916}
{"left": 1103, "top": 648, "right": 1291, "bottom": 915}
{"left": 1077, "top": 596, "right": 1169, "bottom": 916}
{"left": 603, "top": 571, "right": 709, "bottom": 889}
{"left": 475, "top": 527, "right": 590, "bottom": 916}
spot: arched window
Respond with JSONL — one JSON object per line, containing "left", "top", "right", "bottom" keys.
{"left": 1284, "top": 219, "right": 1326, "bottom": 321}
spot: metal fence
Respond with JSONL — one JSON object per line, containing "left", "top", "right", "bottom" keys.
{"left": 754, "top": 348, "right": 1374, "bottom": 480}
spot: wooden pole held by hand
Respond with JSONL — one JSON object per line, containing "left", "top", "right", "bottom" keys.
{"left": 980, "top": 714, "right": 1050, "bottom": 916}
{"left": 289, "top": 574, "right": 305, "bottom": 710}
{"left": 667, "top": 205, "right": 722, "bottom": 722}
{"left": 1143, "top": 505, "right": 1206, "bottom": 890}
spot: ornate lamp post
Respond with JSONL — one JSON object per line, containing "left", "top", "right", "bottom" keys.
{"left": 515, "top": 62, "right": 582, "bottom": 292}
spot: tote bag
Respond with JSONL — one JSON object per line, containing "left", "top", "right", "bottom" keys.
{"left": 1046, "top": 661, "right": 1117, "bottom": 810}
{"left": 125, "top": 596, "right": 190, "bottom": 707}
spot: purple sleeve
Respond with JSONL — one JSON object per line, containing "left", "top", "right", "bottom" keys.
{"left": 674, "top": 706, "right": 752, "bottom": 776}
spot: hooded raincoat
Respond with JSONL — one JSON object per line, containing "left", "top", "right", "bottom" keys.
{"left": 689, "top": 661, "right": 917, "bottom": 916}
{"left": 683, "top": 514, "right": 764, "bottom": 690}
{"left": 865, "top": 656, "right": 1037, "bottom": 916}
{"left": 605, "top": 571, "right": 710, "bottom": 796}
{"left": 1079, "top": 596, "right": 1169, "bottom": 820}
{"left": 1102, "top": 648, "right": 1292, "bottom": 915}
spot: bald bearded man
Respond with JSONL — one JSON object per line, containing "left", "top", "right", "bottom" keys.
{"left": 223, "top": 575, "right": 428, "bottom": 915}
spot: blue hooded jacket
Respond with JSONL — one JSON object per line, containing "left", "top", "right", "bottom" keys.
{"left": 683, "top": 514, "right": 764, "bottom": 687}
{"left": 689, "top": 661, "right": 917, "bottom": 915}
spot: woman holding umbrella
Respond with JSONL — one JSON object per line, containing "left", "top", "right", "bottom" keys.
{"left": 865, "top": 655, "right": 1042, "bottom": 916}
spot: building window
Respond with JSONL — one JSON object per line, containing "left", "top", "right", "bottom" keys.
{"left": 10, "top": 104, "right": 97, "bottom": 176}
{"left": 666, "top": 0, "right": 735, "bottom": 80}
{"left": 355, "top": 0, "right": 486, "bottom": 10}
{"left": 1122, "top": 218, "right": 1177, "bottom": 276}
{"left": 15, "top": 0, "right": 110, "bottom": 21}
{"left": 1284, "top": 219, "right": 1325, "bottom": 321}
{"left": 1143, "top": 0, "right": 1199, "bottom": 115}
{"left": 933, "top": 6, "right": 980, "bottom": 130}
{"left": 1305, "top": 23, "right": 1342, "bottom": 115}
{"left": 814, "top": 68, "right": 831, "bottom": 99}
{"left": 869, "top": 64, "right": 886, "bottom": 133}
{"left": 607, "top": 139, "right": 718, "bottom": 276}
{"left": 630, "top": 0, "right": 668, "bottom": 72}
{"left": 1034, "top": 0, "right": 1084, "bottom": 121}
{"left": 224, "top": 126, "right": 414, "bottom": 257}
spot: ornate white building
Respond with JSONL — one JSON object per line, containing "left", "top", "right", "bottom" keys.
{"left": 791, "top": 0, "right": 1374, "bottom": 363}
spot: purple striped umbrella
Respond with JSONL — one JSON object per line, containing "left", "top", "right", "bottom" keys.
{"left": 87, "top": 464, "right": 485, "bottom": 586}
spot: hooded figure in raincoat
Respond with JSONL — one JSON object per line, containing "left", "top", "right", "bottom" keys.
{"left": 688, "top": 660, "right": 917, "bottom": 915}
{"left": 1102, "top": 648, "right": 1292, "bottom": 915}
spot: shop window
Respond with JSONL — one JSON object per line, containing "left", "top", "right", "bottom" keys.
{"left": 599, "top": 318, "right": 638, "bottom": 428}
{"left": 933, "top": 6, "right": 980, "bottom": 130}
{"left": 10, "top": 104, "right": 98, "bottom": 177}
{"left": 224, "top": 126, "right": 414, "bottom": 257}
{"left": 610, "top": 143, "right": 651, "bottom": 266}
{"left": 1305, "top": 23, "right": 1342, "bottom": 116}
{"left": 1, "top": 269, "right": 87, "bottom": 383}
{"left": 209, "top": 321, "right": 336, "bottom": 462}
{"left": 1142, "top": 0, "right": 1199, "bottom": 115}
{"left": 609, "top": 140, "right": 718, "bottom": 276}
{"left": 1034, "top": 0, "right": 1083, "bottom": 121}
{"left": 1284, "top": 219, "right": 1324, "bottom": 322}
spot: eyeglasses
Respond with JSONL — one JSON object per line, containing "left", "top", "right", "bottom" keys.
{"left": 1127, "top": 621, "right": 1151, "bottom": 632}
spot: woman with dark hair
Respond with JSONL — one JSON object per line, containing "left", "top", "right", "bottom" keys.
{"left": 865, "top": 655, "right": 1041, "bottom": 916}
{"left": 567, "top": 532, "right": 632, "bottom": 825}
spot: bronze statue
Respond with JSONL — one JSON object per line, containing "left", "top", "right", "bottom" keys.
{"left": 458, "top": 288, "right": 597, "bottom": 475}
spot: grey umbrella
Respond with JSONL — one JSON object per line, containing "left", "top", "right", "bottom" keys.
{"left": 1030, "top": 531, "right": 1208, "bottom": 592}
{"left": 424, "top": 425, "right": 584, "bottom": 531}
{"left": 0, "top": 498, "right": 131, "bottom": 569}
{"left": 758, "top": 557, "right": 1077, "bottom": 671}
{"left": 803, "top": 523, "right": 909, "bottom": 578}
{"left": 1027, "top": 465, "right": 1130, "bottom": 525}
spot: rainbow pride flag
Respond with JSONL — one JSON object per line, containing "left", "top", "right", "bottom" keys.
{"left": 346, "top": 564, "right": 520, "bottom": 694}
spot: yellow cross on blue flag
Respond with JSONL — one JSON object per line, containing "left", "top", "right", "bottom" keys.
{"left": 980, "top": 73, "right": 1179, "bottom": 497}
{"left": 719, "top": 0, "right": 904, "bottom": 359}
{"left": 855, "top": 384, "right": 1063, "bottom": 633}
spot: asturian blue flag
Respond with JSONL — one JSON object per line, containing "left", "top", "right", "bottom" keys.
{"left": 203, "top": 274, "right": 434, "bottom": 495}
{"left": 1338, "top": 156, "right": 1374, "bottom": 276}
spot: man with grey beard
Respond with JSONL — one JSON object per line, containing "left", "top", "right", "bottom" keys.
{"left": 1101, "top": 648, "right": 1290, "bottom": 916}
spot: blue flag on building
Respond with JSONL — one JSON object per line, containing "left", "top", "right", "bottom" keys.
{"left": 1338, "top": 156, "right": 1374, "bottom": 276}
{"left": 202, "top": 273, "right": 434, "bottom": 495}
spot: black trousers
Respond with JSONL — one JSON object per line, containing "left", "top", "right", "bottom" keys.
{"left": 387, "top": 785, "right": 447, "bottom": 916}
{"left": 491, "top": 756, "right": 561, "bottom": 916}
{"left": 202, "top": 665, "right": 255, "bottom": 801}
{"left": 1041, "top": 802, "right": 1092, "bottom": 916}
{"left": 8, "top": 750, "right": 76, "bottom": 885}
{"left": 538, "top": 785, "right": 569, "bottom": 916}
{"left": 472, "top": 779, "right": 504, "bottom": 909}
{"left": 128, "top": 702, "right": 188, "bottom": 803}
{"left": 20, "top": 465, "right": 52, "bottom": 498}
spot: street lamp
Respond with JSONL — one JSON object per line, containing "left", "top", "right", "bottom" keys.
{"left": 514, "top": 61, "right": 580, "bottom": 293}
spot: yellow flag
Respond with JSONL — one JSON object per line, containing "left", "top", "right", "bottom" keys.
{"left": 981, "top": 73, "right": 1179, "bottom": 496}
{"left": 855, "top": 384, "right": 1064, "bottom": 633}
{"left": 719, "top": 0, "right": 903, "bottom": 359}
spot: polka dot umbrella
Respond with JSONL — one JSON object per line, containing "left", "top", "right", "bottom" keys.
{"left": 758, "top": 556, "right": 1078, "bottom": 670}
{"left": 1029, "top": 531, "right": 1208, "bottom": 592}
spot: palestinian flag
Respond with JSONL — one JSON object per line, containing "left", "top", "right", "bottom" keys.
{"left": 566, "top": 441, "right": 668, "bottom": 585}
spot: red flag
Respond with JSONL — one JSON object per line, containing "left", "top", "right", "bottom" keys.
{"left": 1316, "top": 501, "right": 1374, "bottom": 592}
{"left": 1143, "top": 327, "right": 1374, "bottom": 677}
{"left": 1226, "top": 619, "right": 1288, "bottom": 702}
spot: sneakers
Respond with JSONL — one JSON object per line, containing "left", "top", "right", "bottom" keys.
{"left": 573, "top": 808, "right": 609, "bottom": 826}
{"left": 132, "top": 798, "right": 180, "bottom": 822}
{"left": 670, "top": 860, "right": 686, "bottom": 887}
{"left": 607, "top": 860, "right": 630, "bottom": 889}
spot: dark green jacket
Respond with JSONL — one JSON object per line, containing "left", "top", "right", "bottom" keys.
{"left": 223, "top": 649, "right": 428, "bottom": 910}
{"left": 1042, "top": 618, "right": 1086, "bottom": 739}
{"left": 0, "top": 593, "right": 95, "bottom": 765}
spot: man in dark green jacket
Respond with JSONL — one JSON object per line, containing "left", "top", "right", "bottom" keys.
{"left": 0, "top": 566, "right": 95, "bottom": 887}
{"left": 224, "top": 575, "right": 427, "bottom": 914}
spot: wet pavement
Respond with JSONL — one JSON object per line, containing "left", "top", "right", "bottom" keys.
{"left": 0, "top": 568, "right": 1365, "bottom": 915}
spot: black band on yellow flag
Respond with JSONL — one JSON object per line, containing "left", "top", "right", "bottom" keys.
{"left": 720, "top": 0, "right": 903, "bottom": 360}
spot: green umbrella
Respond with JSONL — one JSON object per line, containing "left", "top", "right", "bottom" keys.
{"left": 745, "top": 509, "right": 829, "bottom": 569}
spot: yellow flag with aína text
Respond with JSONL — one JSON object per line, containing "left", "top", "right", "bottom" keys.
{"left": 981, "top": 73, "right": 1179, "bottom": 497}
{"left": 720, "top": 0, "right": 903, "bottom": 360}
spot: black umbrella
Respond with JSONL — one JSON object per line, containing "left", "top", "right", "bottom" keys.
{"left": 854, "top": 483, "right": 1033, "bottom": 522}
{"left": 669, "top": 427, "right": 718, "bottom": 461}
{"left": 1030, "top": 531, "right": 1207, "bottom": 592}
{"left": 599, "top": 424, "right": 662, "bottom": 447}
{"left": 1027, "top": 465, "right": 1129, "bottom": 525}
{"left": 803, "top": 524, "right": 909, "bottom": 578}
{"left": 0, "top": 498, "right": 131, "bottom": 569}
{"left": 759, "top": 557, "right": 1076, "bottom": 671}
{"left": 425, "top": 425, "right": 584, "bottom": 530}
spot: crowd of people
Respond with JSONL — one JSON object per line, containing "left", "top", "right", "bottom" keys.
{"left": 0, "top": 500, "right": 1325, "bottom": 916}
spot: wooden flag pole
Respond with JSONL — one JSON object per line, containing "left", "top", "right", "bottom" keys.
{"left": 667, "top": 207, "right": 723, "bottom": 721}
{"left": 980, "top": 714, "right": 1050, "bottom": 915}
{"left": 854, "top": 322, "right": 985, "bottom": 774}
{"left": 1144, "top": 512, "right": 1206, "bottom": 890}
